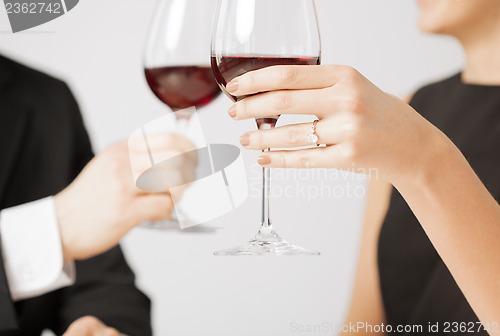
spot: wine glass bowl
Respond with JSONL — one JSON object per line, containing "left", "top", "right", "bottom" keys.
{"left": 145, "top": 66, "right": 221, "bottom": 111}
{"left": 211, "top": 0, "right": 321, "bottom": 255}
{"left": 144, "top": 0, "right": 220, "bottom": 118}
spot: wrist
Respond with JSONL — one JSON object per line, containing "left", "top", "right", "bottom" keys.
{"left": 54, "top": 192, "right": 73, "bottom": 262}
{"left": 395, "top": 127, "right": 463, "bottom": 193}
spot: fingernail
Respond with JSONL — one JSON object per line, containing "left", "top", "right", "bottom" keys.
{"left": 258, "top": 155, "right": 271, "bottom": 165}
{"left": 228, "top": 105, "right": 237, "bottom": 118}
{"left": 240, "top": 133, "right": 250, "bottom": 147}
{"left": 226, "top": 79, "right": 239, "bottom": 93}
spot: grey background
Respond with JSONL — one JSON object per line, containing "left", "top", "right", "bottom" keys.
{"left": 0, "top": 1, "right": 463, "bottom": 335}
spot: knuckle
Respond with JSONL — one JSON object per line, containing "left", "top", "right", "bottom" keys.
{"left": 343, "top": 120, "right": 361, "bottom": 140}
{"left": 341, "top": 143, "right": 359, "bottom": 164}
{"left": 341, "top": 66, "right": 360, "bottom": 80}
{"left": 185, "top": 150, "right": 198, "bottom": 164}
{"left": 80, "top": 315, "right": 100, "bottom": 326}
{"left": 274, "top": 91, "right": 292, "bottom": 110}
{"left": 243, "top": 72, "right": 255, "bottom": 91}
{"left": 343, "top": 92, "right": 364, "bottom": 113}
{"left": 326, "top": 64, "right": 337, "bottom": 73}
{"left": 326, "top": 65, "right": 340, "bottom": 81}
{"left": 79, "top": 315, "right": 94, "bottom": 321}
{"left": 280, "top": 66, "right": 298, "bottom": 84}
{"left": 106, "top": 328, "right": 121, "bottom": 336}
{"left": 298, "top": 155, "right": 312, "bottom": 168}
{"left": 163, "top": 132, "right": 178, "bottom": 144}
{"left": 253, "top": 132, "right": 264, "bottom": 149}
{"left": 325, "top": 89, "right": 338, "bottom": 106}
{"left": 236, "top": 99, "right": 247, "bottom": 117}
{"left": 279, "top": 153, "right": 289, "bottom": 169}
{"left": 167, "top": 149, "right": 183, "bottom": 161}
{"left": 286, "top": 126, "right": 301, "bottom": 145}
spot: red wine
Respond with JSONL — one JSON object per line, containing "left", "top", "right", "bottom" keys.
{"left": 145, "top": 66, "right": 221, "bottom": 110}
{"left": 256, "top": 117, "right": 281, "bottom": 129}
{"left": 211, "top": 55, "right": 320, "bottom": 128}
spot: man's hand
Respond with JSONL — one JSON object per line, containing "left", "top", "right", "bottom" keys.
{"left": 63, "top": 316, "right": 120, "bottom": 336}
{"left": 55, "top": 133, "right": 195, "bottom": 261}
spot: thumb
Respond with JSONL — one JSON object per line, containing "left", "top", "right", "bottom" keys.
{"left": 131, "top": 194, "right": 174, "bottom": 225}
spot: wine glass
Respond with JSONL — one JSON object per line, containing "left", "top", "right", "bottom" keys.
{"left": 211, "top": 0, "right": 321, "bottom": 255}
{"left": 144, "top": 0, "right": 220, "bottom": 127}
{"left": 142, "top": 0, "right": 220, "bottom": 229}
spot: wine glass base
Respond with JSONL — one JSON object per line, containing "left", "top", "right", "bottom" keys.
{"left": 214, "top": 231, "right": 320, "bottom": 256}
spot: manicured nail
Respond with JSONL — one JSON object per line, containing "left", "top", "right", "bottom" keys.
{"left": 258, "top": 155, "right": 271, "bottom": 165}
{"left": 228, "top": 105, "right": 237, "bottom": 118}
{"left": 240, "top": 133, "right": 250, "bottom": 147}
{"left": 226, "top": 79, "right": 239, "bottom": 93}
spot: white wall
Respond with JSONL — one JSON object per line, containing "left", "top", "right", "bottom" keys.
{"left": 0, "top": 1, "right": 463, "bottom": 335}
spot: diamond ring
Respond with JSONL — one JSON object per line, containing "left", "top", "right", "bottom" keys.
{"left": 307, "top": 119, "right": 320, "bottom": 147}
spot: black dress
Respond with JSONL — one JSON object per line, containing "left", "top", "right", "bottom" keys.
{"left": 378, "top": 73, "right": 500, "bottom": 335}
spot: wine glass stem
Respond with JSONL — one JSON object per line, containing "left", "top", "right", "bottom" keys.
{"left": 260, "top": 149, "right": 273, "bottom": 233}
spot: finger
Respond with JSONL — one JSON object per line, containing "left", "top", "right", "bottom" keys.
{"left": 130, "top": 150, "right": 194, "bottom": 178}
{"left": 133, "top": 194, "right": 174, "bottom": 223}
{"left": 129, "top": 132, "right": 197, "bottom": 161}
{"left": 227, "top": 64, "right": 348, "bottom": 97}
{"left": 132, "top": 151, "right": 199, "bottom": 194}
{"left": 148, "top": 133, "right": 196, "bottom": 154}
{"left": 129, "top": 143, "right": 198, "bottom": 186}
{"left": 229, "top": 88, "right": 333, "bottom": 120}
{"left": 130, "top": 149, "right": 184, "bottom": 172}
{"left": 241, "top": 120, "right": 341, "bottom": 150}
{"left": 63, "top": 316, "right": 101, "bottom": 336}
{"left": 97, "top": 327, "right": 121, "bottom": 336}
{"left": 257, "top": 145, "right": 349, "bottom": 169}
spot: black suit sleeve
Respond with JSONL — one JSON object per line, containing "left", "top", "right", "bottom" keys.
{"left": 49, "top": 85, "right": 152, "bottom": 336}
{"left": 51, "top": 247, "right": 152, "bottom": 336}
{"left": 63, "top": 82, "right": 94, "bottom": 177}
{"left": 0, "top": 243, "right": 17, "bottom": 331}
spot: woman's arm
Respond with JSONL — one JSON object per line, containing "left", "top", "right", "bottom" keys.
{"left": 225, "top": 65, "right": 500, "bottom": 329}
{"left": 396, "top": 136, "right": 500, "bottom": 332}
{"left": 342, "top": 179, "right": 392, "bottom": 335}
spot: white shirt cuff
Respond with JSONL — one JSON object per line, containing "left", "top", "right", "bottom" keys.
{"left": 0, "top": 197, "right": 75, "bottom": 301}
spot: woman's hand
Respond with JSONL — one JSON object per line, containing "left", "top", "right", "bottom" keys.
{"left": 228, "top": 65, "right": 451, "bottom": 186}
